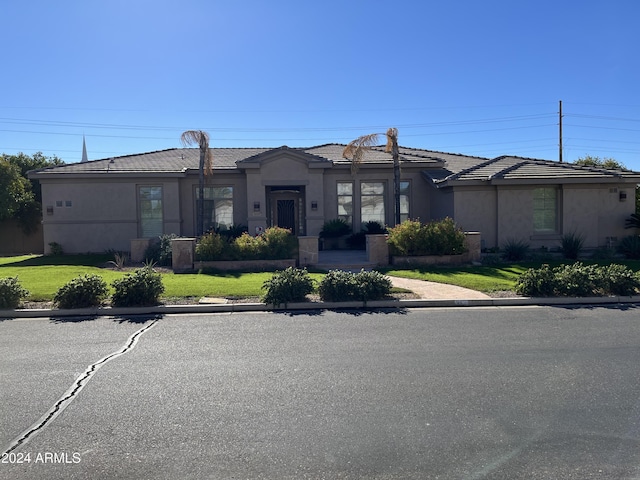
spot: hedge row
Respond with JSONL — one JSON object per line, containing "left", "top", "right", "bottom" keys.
{"left": 515, "top": 262, "right": 640, "bottom": 297}
{"left": 196, "top": 227, "right": 296, "bottom": 261}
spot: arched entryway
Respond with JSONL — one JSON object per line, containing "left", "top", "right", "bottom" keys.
{"left": 267, "top": 186, "right": 305, "bottom": 235}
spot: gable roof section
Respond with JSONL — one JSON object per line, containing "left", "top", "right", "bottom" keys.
{"left": 424, "top": 155, "right": 640, "bottom": 187}
{"left": 237, "top": 145, "right": 332, "bottom": 169}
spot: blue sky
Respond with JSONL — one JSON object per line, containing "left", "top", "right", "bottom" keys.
{"left": 2, "top": 0, "right": 640, "bottom": 169}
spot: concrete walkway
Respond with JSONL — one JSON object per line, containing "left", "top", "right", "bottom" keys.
{"left": 388, "top": 276, "right": 492, "bottom": 300}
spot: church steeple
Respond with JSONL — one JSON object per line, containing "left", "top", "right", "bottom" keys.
{"left": 81, "top": 135, "right": 88, "bottom": 163}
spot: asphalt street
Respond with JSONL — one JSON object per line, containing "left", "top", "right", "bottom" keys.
{"left": 2, "top": 306, "right": 640, "bottom": 479}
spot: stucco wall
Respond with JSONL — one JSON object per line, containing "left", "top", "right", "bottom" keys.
{"left": 563, "top": 184, "right": 634, "bottom": 248}
{"left": 452, "top": 187, "right": 497, "bottom": 248}
{"left": 448, "top": 183, "right": 636, "bottom": 250}
{"left": 40, "top": 178, "right": 181, "bottom": 253}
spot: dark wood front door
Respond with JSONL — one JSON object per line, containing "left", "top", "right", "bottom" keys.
{"left": 277, "top": 199, "right": 296, "bottom": 234}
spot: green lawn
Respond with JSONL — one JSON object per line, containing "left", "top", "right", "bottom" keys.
{"left": 2, "top": 254, "right": 639, "bottom": 301}
{"left": 0, "top": 255, "right": 324, "bottom": 301}
{"left": 383, "top": 260, "right": 640, "bottom": 293}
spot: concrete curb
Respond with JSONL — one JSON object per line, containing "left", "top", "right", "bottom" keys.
{"left": 2, "top": 296, "right": 640, "bottom": 319}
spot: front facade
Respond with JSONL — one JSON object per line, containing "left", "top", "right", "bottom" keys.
{"left": 29, "top": 144, "right": 640, "bottom": 254}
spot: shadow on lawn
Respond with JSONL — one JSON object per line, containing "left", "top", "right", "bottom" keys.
{"left": 1, "top": 254, "right": 112, "bottom": 268}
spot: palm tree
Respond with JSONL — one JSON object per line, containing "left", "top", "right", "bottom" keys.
{"left": 180, "top": 130, "right": 213, "bottom": 236}
{"left": 343, "top": 127, "right": 401, "bottom": 225}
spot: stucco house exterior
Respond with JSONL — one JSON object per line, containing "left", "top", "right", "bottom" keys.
{"left": 28, "top": 143, "right": 640, "bottom": 254}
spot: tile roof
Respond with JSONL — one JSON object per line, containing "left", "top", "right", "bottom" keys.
{"left": 30, "top": 143, "right": 445, "bottom": 176}
{"left": 424, "top": 155, "right": 640, "bottom": 186}
{"left": 30, "top": 144, "right": 640, "bottom": 185}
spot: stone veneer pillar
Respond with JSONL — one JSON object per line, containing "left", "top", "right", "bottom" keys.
{"left": 298, "top": 236, "right": 319, "bottom": 266}
{"left": 171, "top": 238, "right": 196, "bottom": 273}
{"left": 464, "top": 232, "right": 481, "bottom": 262}
{"left": 130, "top": 238, "right": 152, "bottom": 263}
{"left": 366, "top": 234, "right": 389, "bottom": 266}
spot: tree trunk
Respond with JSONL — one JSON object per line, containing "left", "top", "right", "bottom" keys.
{"left": 197, "top": 149, "right": 205, "bottom": 236}
{"left": 391, "top": 138, "right": 401, "bottom": 226}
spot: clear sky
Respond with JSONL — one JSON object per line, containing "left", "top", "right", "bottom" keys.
{"left": 2, "top": 0, "right": 640, "bottom": 169}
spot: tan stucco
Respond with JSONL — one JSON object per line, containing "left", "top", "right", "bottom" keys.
{"left": 31, "top": 148, "right": 640, "bottom": 255}
{"left": 439, "top": 183, "right": 636, "bottom": 250}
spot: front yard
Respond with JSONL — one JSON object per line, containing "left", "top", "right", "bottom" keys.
{"left": 2, "top": 255, "right": 640, "bottom": 306}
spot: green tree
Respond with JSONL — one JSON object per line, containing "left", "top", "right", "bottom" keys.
{"left": 180, "top": 130, "right": 213, "bottom": 236}
{"left": 0, "top": 152, "right": 64, "bottom": 233}
{"left": 0, "top": 159, "right": 31, "bottom": 221}
{"left": 573, "top": 155, "right": 626, "bottom": 170}
{"left": 343, "top": 127, "right": 401, "bottom": 225}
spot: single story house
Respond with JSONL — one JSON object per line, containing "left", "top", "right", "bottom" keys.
{"left": 28, "top": 143, "right": 640, "bottom": 254}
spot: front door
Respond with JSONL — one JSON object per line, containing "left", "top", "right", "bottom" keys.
{"left": 267, "top": 187, "right": 305, "bottom": 235}
{"left": 277, "top": 199, "right": 296, "bottom": 233}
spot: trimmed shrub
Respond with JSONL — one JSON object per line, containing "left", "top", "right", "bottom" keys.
{"left": 261, "top": 267, "right": 314, "bottom": 306}
{"left": 260, "top": 227, "right": 297, "bottom": 260}
{"left": 111, "top": 266, "right": 165, "bottom": 307}
{"left": 598, "top": 264, "right": 640, "bottom": 296}
{"left": 618, "top": 235, "right": 640, "bottom": 260}
{"left": 196, "top": 227, "right": 296, "bottom": 261}
{"left": 502, "top": 239, "right": 530, "bottom": 262}
{"left": 561, "top": 232, "right": 585, "bottom": 260}
{"left": 553, "top": 262, "right": 599, "bottom": 296}
{"left": 514, "top": 264, "right": 557, "bottom": 297}
{"left": 196, "top": 232, "right": 227, "bottom": 260}
{"left": 0, "top": 277, "right": 30, "bottom": 309}
{"left": 318, "top": 269, "right": 392, "bottom": 302}
{"left": 318, "top": 270, "right": 359, "bottom": 302}
{"left": 387, "top": 218, "right": 466, "bottom": 256}
{"left": 234, "top": 232, "right": 263, "bottom": 260}
{"left": 354, "top": 270, "right": 392, "bottom": 301}
{"left": 515, "top": 262, "right": 640, "bottom": 297}
{"left": 54, "top": 274, "right": 108, "bottom": 309}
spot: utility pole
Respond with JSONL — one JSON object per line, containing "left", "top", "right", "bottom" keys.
{"left": 558, "top": 100, "right": 563, "bottom": 163}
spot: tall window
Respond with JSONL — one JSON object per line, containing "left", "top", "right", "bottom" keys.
{"left": 139, "top": 186, "right": 163, "bottom": 238}
{"left": 361, "top": 182, "right": 385, "bottom": 224}
{"left": 197, "top": 186, "right": 233, "bottom": 231}
{"left": 400, "top": 181, "right": 410, "bottom": 223}
{"left": 337, "top": 182, "right": 353, "bottom": 225}
{"left": 533, "top": 187, "right": 558, "bottom": 232}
